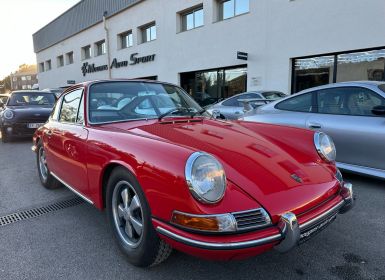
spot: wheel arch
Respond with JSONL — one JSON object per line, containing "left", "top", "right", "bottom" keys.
{"left": 99, "top": 161, "right": 137, "bottom": 209}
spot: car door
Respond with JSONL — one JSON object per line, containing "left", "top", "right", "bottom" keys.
{"left": 306, "top": 86, "right": 385, "bottom": 170}
{"left": 48, "top": 89, "right": 90, "bottom": 198}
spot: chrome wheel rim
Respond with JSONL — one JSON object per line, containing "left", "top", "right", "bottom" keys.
{"left": 112, "top": 181, "right": 144, "bottom": 248}
{"left": 38, "top": 147, "right": 48, "bottom": 182}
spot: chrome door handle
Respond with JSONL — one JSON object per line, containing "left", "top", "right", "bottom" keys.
{"left": 308, "top": 123, "right": 322, "bottom": 129}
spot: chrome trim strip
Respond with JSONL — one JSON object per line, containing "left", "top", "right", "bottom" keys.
{"left": 156, "top": 226, "right": 282, "bottom": 250}
{"left": 337, "top": 162, "right": 385, "bottom": 179}
{"left": 299, "top": 199, "right": 345, "bottom": 230}
{"left": 51, "top": 172, "right": 94, "bottom": 205}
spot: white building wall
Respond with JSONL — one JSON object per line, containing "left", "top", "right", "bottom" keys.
{"left": 36, "top": 0, "right": 385, "bottom": 93}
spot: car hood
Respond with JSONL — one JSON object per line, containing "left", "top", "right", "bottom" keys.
{"left": 4, "top": 106, "right": 53, "bottom": 121}
{"left": 109, "top": 118, "right": 339, "bottom": 220}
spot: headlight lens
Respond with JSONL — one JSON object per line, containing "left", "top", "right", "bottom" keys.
{"left": 3, "top": 109, "right": 14, "bottom": 120}
{"left": 314, "top": 132, "right": 336, "bottom": 162}
{"left": 185, "top": 152, "right": 226, "bottom": 204}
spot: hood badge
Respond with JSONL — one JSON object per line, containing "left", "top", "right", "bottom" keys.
{"left": 291, "top": 174, "right": 303, "bottom": 183}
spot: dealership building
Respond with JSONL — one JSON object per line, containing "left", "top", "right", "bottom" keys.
{"left": 33, "top": 0, "right": 385, "bottom": 103}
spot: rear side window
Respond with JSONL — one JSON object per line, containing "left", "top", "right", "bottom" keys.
{"left": 317, "top": 87, "right": 385, "bottom": 116}
{"left": 59, "top": 89, "right": 83, "bottom": 123}
{"left": 262, "top": 91, "right": 286, "bottom": 100}
{"left": 222, "top": 93, "right": 260, "bottom": 106}
{"left": 276, "top": 92, "right": 313, "bottom": 112}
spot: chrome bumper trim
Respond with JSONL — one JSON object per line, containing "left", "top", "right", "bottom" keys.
{"left": 51, "top": 172, "right": 94, "bottom": 205}
{"left": 156, "top": 226, "right": 282, "bottom": 250}
{"left": 31, "top": 145, "right": 37, "bottom": 152}
{"left": 299, "top": 199, "right": 345, "bottom": 230}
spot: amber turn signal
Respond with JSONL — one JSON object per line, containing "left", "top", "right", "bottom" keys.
{"left": 171, "top": 211, "right": 237, "bottom": 233}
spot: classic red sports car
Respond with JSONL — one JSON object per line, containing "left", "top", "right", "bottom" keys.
{"left": 32, "top": 80, "right": 354, "bottom": 267}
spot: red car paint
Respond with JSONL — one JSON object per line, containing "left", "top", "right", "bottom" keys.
{"left": 33, "top": 80, "right": 350, "bottom": 260}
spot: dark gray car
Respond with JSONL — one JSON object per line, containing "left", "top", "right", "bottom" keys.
{"left": 206, "top": 91, "right": 286, "bottom": 119}
{"left": 242, "top": 81, "right": 385, "bottom": 179}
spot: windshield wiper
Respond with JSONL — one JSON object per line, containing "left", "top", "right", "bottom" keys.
{"left": 190, "top": 109, "right": 206, "bottom": 118}
{"left": 158, "top": 108, "right": 189, "bottom": 121}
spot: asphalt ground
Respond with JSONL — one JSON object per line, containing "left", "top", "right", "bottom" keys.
{"left": 0, "top": 139, "right": 384, "bottom": 280}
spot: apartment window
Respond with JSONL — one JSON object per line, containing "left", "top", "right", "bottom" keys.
{"left": 39, "top": 62, "right": 45, "bottom": 72}
{"left": 27, "top": 85, "right": 32, "bottom": 89}
{"left": 12, "top": 77, "right": 17, "bottom": 82}
{"left": 119, "top": 31, "right": 133, "bottom": 49}
{"left": 22, "top": 85, "right": 27, "bottom": 89}
{"left": 95, "top": 40, "right": 106, "bottom": 56}
{"left": 66, "top": 51, "right": 74, "bottom": 64}
{"left": 82, "top": 45, "right": 91, "bottom": 60}
{"left": 57, "top": 55, "right": 64, "bottom": 67}
{"left": 219, "top": 0, "right": 249, "bottom": 20}
{"left": 45, "top": 60, "right": 52, "bottom": 71}
{"left": 21, "top": 76, "right": 26, "bottom": 81}
{"left": 26, "top": 76, "right": 31, "bottom": 80}
{"left": 141, "top": 23, "right": 157, "bottom": 43}
{"left": 181, "top": 6, "right": 204, "bottom": 31}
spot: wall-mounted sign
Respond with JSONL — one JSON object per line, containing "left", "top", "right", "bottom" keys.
{"left": 237, "top": 51, "right": 248, "bottom": 61}
{"left": 81, "top": 53, "right": 156, "bottom": 76}
{"left": 67, "top": 80, "right": 76, "bottom": 84}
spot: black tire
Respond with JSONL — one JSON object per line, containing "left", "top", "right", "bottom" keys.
{"left": 1, "top": 128, "right": 9, "bottom": 143}
{"left": 106, "top": 167, "right": 172, "bottom": 267}
{"left": 36, "top": 140, "right": 62, "bottom": 189}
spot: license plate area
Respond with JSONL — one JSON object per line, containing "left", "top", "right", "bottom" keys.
{"left": 299, "top": 213, "right": 337, "bottom": 244}
{"left": 27, "top": 123, "right": 44, "bottom": 129}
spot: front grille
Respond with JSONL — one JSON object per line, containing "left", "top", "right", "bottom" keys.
{"left": 232, "top": 208, "right": 272, "bottom": 231}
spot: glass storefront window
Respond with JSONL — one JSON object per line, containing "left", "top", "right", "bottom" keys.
{"left": 293, "top": 55, "right": 335, "bottom": 93}
{"left": 337, "top": 49, "right": 385, "bottom": 82}
{"left": 292, "top": 48, "right": 385, "bottom": 93}
{"left": 180, "top": 66, "right": 247, "bottom": 106}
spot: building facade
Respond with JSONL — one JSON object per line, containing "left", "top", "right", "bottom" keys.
{"left": 33, "top": 0, "right": 385, "bottom": 104}
{"left": 10, "top": 66, "right": 38, "bottom": 91}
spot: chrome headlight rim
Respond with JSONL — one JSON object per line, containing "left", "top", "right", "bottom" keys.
{"left": 185, "top": 151, "right": 227, "bottom": 204}
{"left": 3, "top": 109, "right": 14, "bottom": 120}
{"left": 314, "top": 132, "right": 336, "bottom": 162}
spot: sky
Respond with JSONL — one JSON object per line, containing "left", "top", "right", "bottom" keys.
{"left": 0, "top": 0, "right": 80, "bottom": 79}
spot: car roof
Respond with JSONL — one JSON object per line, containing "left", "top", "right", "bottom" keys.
{"left": 10, "top": 90, "right": 55, "bottom": 94}
{"left": 298, "top": 81, "right": 385, "bottom": 93}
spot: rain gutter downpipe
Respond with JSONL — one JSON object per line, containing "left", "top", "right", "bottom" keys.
{"left": 103, "top": 11, "right": 112, "bottom": 79}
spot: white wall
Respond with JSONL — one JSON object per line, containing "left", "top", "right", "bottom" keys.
{"left": 36, "top": 0, "right": 385, "bottom": 93}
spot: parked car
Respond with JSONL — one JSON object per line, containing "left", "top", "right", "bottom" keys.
{"left": 32, "top": 80, "right": 353, "bottom": 267}
{"left": 242, "top": 81, "right": 385, "bottom": 179}
{"left": 206, "top": 91, "right": 286, "bottom": 119}
{"left": 42, "top": 88, "right": 66, "bottom": 98}
{"left": 0, "top": 91, "right": 56, "bottom": 143}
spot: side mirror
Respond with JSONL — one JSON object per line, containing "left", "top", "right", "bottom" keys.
{"left": 0, "top": 101, "right": 4, "bottom": 109}
{"left": 372, "top": 105, "right": 385, "bottom": 116}
{"left": 211, "top": 110, "right": 226, "bottom": 120}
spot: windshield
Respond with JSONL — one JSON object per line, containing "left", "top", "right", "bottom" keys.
{"left": 262, "top": 91, "right": 286, "bottom": 100}
{"left": 89, "top": 81, "right": 205, "bottom": 123}
{"left": 8, "top": 92, "right": 56, "bottom": 106}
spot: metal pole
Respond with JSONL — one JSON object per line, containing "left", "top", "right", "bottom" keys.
{"left": 103, "top": 12, "right": 112, "bottom": 79}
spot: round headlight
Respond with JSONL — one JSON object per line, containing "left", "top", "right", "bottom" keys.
{"left": 314, "top": 132, "right": 336, "bottom": 162}
{"left": 185, "top": 152, "right": 226, "bottom": 204}
{"left": 3, "top": 109, "right": 14, "bottom": 120}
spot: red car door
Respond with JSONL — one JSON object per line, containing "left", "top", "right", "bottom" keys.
{"left": 50, "top": 89, "right": 90, "bottom": 200}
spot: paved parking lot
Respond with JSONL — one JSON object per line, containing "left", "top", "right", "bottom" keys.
{"left": 0, "top": 139, "right": 384, "bottom": 280}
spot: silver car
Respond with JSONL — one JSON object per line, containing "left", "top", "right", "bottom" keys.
{"left": 242, "top": 81, "right": 385, "bottom": 179}
{"left": 206, "top": 91, "right": 286, "bottom": 119}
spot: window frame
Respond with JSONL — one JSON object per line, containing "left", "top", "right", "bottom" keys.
{"left": 140, "top": 22, "right": 157, "bottom": 43}
{"left": 314, "top": 86, "right": 385, "bottom": 117}
{"left": 181, "top": 5, "right": 204, "bottom": 32}
{"left": 82, "top": 45, "right": 92, "bottom": 60}
{"left": 45, "top": 60, "right": 52, "bottom": 71}
{"left": 95, "top": 40, "right": 106, "bottom": 56}
{"left": 119, "top": 30, "right": 133, "bottom": 49}
{"left": 219, "top": 0, "right": 249, "bottom": 21}
{"left": 57, "top": 55, "right": 64, "bottom": 68}
{"left": 58, "top": 88, "right": 85, "bottom": 125}
{"left": 275, "top": 91, "right": 317, "bottom": 113}
{"left": 66, "top": 51, "right": 74, "bottom": 65}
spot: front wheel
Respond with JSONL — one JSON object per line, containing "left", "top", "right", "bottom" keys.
{"left": 106, "top": 167, "right": 172, "bottom": 267}
{"left": 36, "top": 141, "right": 62, "bottom": 189}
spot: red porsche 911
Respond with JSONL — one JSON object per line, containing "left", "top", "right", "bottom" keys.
{"left": 32, "top": 80, "right": 353, "bottom": 267}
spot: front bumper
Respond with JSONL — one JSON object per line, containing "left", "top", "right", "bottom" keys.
{"left": 155, "top": 182, "right": 354, "bottom": 259}
{"left": 1, "top": 123, "right": 38, "bottom": 138}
